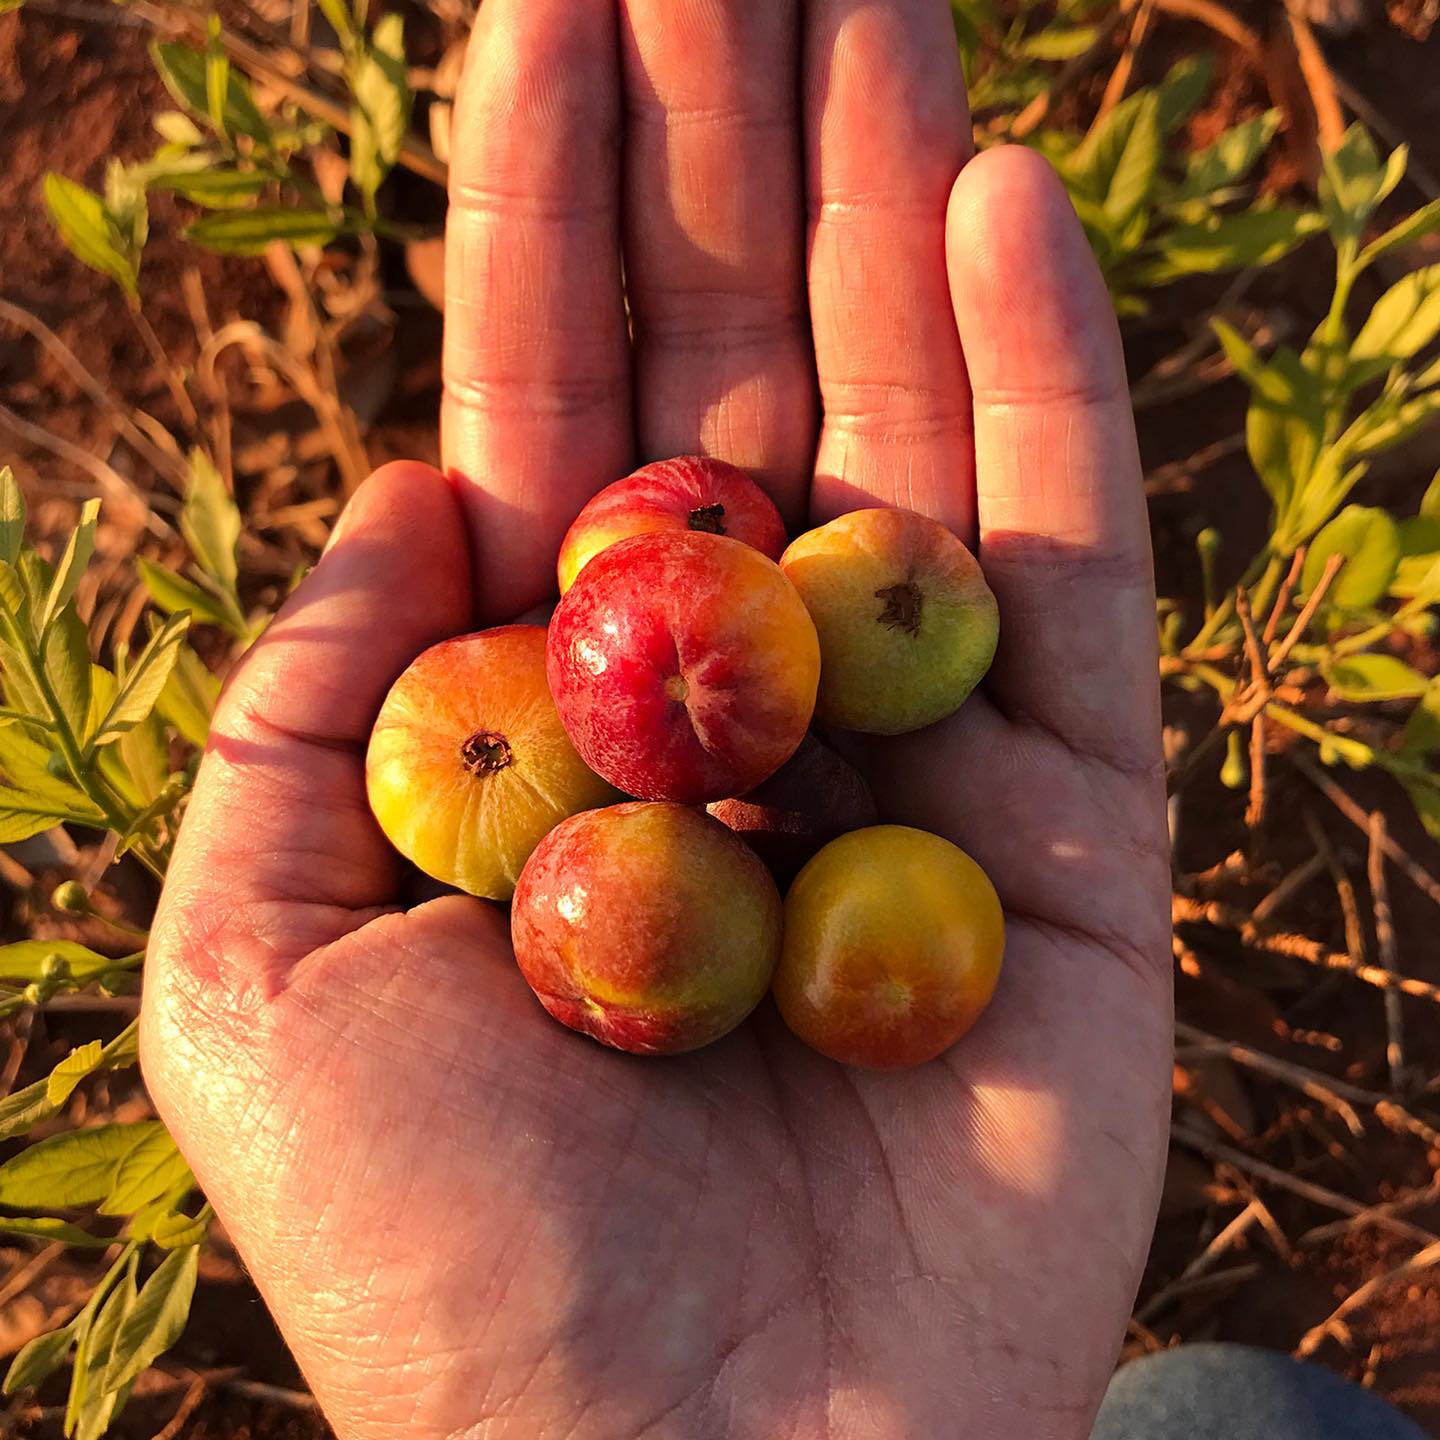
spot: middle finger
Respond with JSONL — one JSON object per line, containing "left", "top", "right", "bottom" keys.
{"left": 620, "top": 0, "right": 817, "bottom": 524}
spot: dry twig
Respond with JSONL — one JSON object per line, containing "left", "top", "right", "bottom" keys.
{"left": 1296, "top": 1238, "right": 1440, "bottom": 1359}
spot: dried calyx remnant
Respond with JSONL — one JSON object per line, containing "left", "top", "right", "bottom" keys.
{"left": 462, "top": 730, "right": 513, "bottom": 776}
{"left": 876, "top": 581, "right": 923, "bottom": 637}
{"left": 688, "top": 503, "right": 727, "bottom": 535}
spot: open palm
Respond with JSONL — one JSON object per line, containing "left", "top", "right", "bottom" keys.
{"left": 143, "top": 2, "right": 1172, "bottom": 1436}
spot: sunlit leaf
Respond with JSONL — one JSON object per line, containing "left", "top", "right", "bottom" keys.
{"left": 47, "top": 1040, "right": 104, "bottom": 1104}
{"left": 0, "top": 941, "right": 116, "bottom": 985}
{"left": 1015, "top": 23, "right": 1098, "bottom": 58}
{"left": 3, "top": 1324, "right": 74, "bottom": 1396}
{"left": 40, "top": 604, "right": 91, "bottom": 743}
{"left": 136, "top": 557, "right": 236, "bottom": 631}
{"left": 156, "top": 642, "right": 217, "bottom": 747}
{"left": 0, "top": 468, "right": 25, "bottom": 568}
{"left": 71, "top": 1258, "right": 137, "bottom": 1440}
{"left": 100, "top": 1127, "right": 192, "bottom": 1216}
{"left": 1171, "top": 111, "right": 1281, "bottom": 205}
{"left": 181, "top": 450, "right": 239, "bottom": 595}
{"left": 349, "top": 11, "right": 411, "bottom": 205}
{"left": 103, "top": 1245, "right": 200, "bottom": 1393}
{"left": 1358, "top": 197, "right": 1440, "bottom": 270}
{"left": 0, "top": 1216, "right": 111, "bottom": 1248}
{"left": 0, "top": 1121, "right": 166, "bottom": 1210}
{"left": 1138, "top": 208, "right": 1322, "bottom": 284}
{"left": 42, "top": 175, "right": 138, "bottom": 297}
{"left": 1302, "top": 506, "right": 1402, "bottom": 610}
{"left": 1322, "top": 652, "right": 1431, "bottom": 702}
{"left": 148, "top": 168, "right": 271, "bottom": 209}
{"left": 90, "top": 612, "right": 189, "bottom": 749}
{"left": 150, "top": 41, "right": 270, "bottom": 144}
{"left": 1350, "top": 265, "right": 1440, "bottom": 379}
{"left": 187, "top": 206, "right": 341, "bottom": 255}
{"left": 39, "top": 498, "right": 100, "bottom": 636}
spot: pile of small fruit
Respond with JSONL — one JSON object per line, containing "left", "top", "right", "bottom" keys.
{"left": 366, "top": 458, "right": 1005, "bottom": 1069}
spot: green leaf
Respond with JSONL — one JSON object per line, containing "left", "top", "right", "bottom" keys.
{"left": 181, "top": 450, "right": 239, "bottom": 595}
{"left": 1358, "top": 197, "right": 1440, "bottom": 269}
{"left": 47, "top": 1040, "right": 104, "bottom": 1104}
{"left": 156, "top": 642, "right": 217, "bottom": 747}
{"left": 1349, "top": 388, "right": 1440, "bottom": 457}
{"left": 1102, "top": 91, "right": 1161, "bottom": 229}
{"left": 136, "top": 557, "right": 235, "bottom": 630}
{"left": 1302, "top": 505, "right": 1402, "bottom": 610}
{"left": 148, "top": 168, "right": 271, "bottom": 209}
{"left": 316, "top": 0, "right": 357, "bottom": 46}
{"left": 1350, "top": 265, "right": 1440, "bottom": 376}
{"left": 1401, "top": 771, "right": 1440, "bottom": 841}
{"left": 40, "top": 604, "right": 91, "bottom": 742}
{"left": 1171, "top": 111, "right": 1281, "bottom": 205}
{"left": 3, "top": 1324, "right": 74, "bottom": 1395}
{"left": 150, "top": 1207, "right": 211, "bottom": 1250}
{"left": 0, "top": 1216, "right": 111, "bottom": 1248}
{"left": 0, "top": 1121, "right": 165, "bottom": 1210}
{"left": 42, "top": 174, "right": 138, "bottom": 297}
{"left": 0, "top": 1025, "right": 138, "bottom": 1144}
{"left": 39, "top": 498, "right": 100, "bottom": 635}
{"left": 153, "top": 110, "right": 203, "bottom": 147}
{"left": 0, "top": 468, "right": 25, "bottom": 567}
{"left": 0, "top": 719, "right": 89, "bottom": 810}
{"left": 1154, "top": 54, "right": 1213, "bottom": 134}
{"left": 89, "top": 612, "right": 188, "bottom": 749}
{"left": 71, "top": 1258, "right": 138, "bottom": 1440}
{"left": 1322, "top": 652, "right": 1431, "bottom": 702}
{"left": 1421, "top": 469, "right": 1440, "bottom": 519}
{"left": 100, "top": 1127, "right": 192, "bottom": 1216}
{"left": 205, "top": 45, "right": 231, "bottom": 140}
{"left": 1015, "top": 22, "right": 1098, "bottom": 58}
{"left": 1320, "top": 126, "right": 1402, "bottom": 243}
{"left": 0, "top": 941, "right": 116, "bottom": 985}
{"left": 1401, "top": 683, "right": 1440, "bottom": 756}
{"left": 1392, "top": 514, "right": 1440, "bottom": 598}
{"left": 103, "top": 1245, "right": 199, "bottom": 1393}
{"left": 348, "top": 11, "right": 411, "bottom": 205}
{"left": 0, "top": 559, "right": 28, "bottom": 619}
{"left": 186, "top": 206, "right": 341, "bottom": 255}
{"left": 1139, "top": 207, "right": 1322, "bottom": 284}
{"left": 150, "top": 42, "right": 270, "bottom": 145}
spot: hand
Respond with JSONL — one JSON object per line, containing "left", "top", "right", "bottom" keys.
{"left": 143, "top": 2, "right": 1172, "bottom": 1437}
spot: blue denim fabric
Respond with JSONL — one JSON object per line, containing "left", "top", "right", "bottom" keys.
{"left": 1091, "top": 1344, "right": 1430, "bottom": 1440}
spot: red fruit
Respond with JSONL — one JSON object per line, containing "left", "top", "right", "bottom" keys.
{"left": 557, "top": 456, "right": 787, "bottom": 594}
{"left": 546, "top": 531, "right": 821, "bottom": 803}
{"left": 707, "top": 735, "right": 878, "bottom": 883}
{"left": 512, "top": 801, "right": 783, "bottom": 1055}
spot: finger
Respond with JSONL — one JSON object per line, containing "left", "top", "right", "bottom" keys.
{"left": 804, "top": 0, "right": 975, "bottom": 536}
{"left": 619, "top": 0, "right": 815, "bottom": 522}
{"left": 947, "top": 146, "right": 1161, "bottom": 767}
{"left": 153, "top": 463, "right": 471, "bottom": 987}
{"left": 442, "top": 0, "right": 632, "bottom": 619}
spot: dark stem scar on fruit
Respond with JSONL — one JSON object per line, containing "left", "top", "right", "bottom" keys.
{"left": 461, "top": 730, "right": 513, "bottom": 776}
{"left": 875, "top": 580, "right": 923, "bottom": 637}
{"left": 688, "top": 503, "right": 727, "bottom": 535}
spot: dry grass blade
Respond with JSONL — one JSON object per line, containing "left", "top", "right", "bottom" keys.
{"left": 1135, "top": 1200, "right": 1262, "bottom": 1323}
{"left": 1302, "top": 1181, "right": 1440, "bottom": 1245}
{"left": 1296, "top": 1238, "right": 1440, "bottom": 1359}
{"left": 1368, "top": 814, "right": 1406, "bottom": 1092}
{"left": 1173, "top": 1126, "right": 1440, "bottom": 1245}
{"left": 1269, "top": 553, "right": 1343, "bottom": 672}
{"left": 1297, "top": 758, "right": 1440, "bottom": 909}
{"left": 1174, "top": 1021, "right": 1367, "bottom": 1136}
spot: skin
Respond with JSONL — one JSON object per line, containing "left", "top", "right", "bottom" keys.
{"left": 547, "top": 531, "right": 821, "bottom": 803}
{"left": 707, "top": 733, "right": 878, "bottom": 883}
{"left": 557, "top": 456, "right": 789, "bottom": 594}
{"left": 512, "top": 802, "right": 784, "bottom": 1054}
{"left": 365, "top": 626, "right": 615, "bottom": 900}
{"left": 782, "top": 507, "right": 1000, "bottom": 735}
{"left": 774, "top": 825, "right": 1004, "bottom": 1070}
{"left": 141, "top": 3, "right": 1171, "bottom": 1438}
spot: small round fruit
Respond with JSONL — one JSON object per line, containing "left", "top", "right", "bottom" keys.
{"left": 512, "top": 802, "right": 783, "bottom": 1054}
{"left": 707, "top": 734, "right": 878, "bottom": 884}
{"left": 366, "top": 626, "right": 614, "bottom": 900}
{"left": 780, "top": 507, "right": 998, "bottom": 735}
{"left": 774, "top": 825, "right": 1004, "bottom": 1069}
{"left": 557, "top": 455, "right": 787, "bottom": 595}
{"left": 547, "top": 531, "right": 821, "bottom": 803}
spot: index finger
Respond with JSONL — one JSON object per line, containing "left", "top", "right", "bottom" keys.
{"left": 442, "top": 0, "right": 632, "bottom": 620}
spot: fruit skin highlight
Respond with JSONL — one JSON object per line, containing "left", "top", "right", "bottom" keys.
{"left": 773, "top": 825, "right": 1004, "bottom": 1070}
{"left": 366, "top": 625, "right": 615, "bottom": 901}
{"left": 780, "top": 507, "right": 999, "bottom": 735}
{"left": 707, "top": 734, "right": 879, "bottom": 884}
{"left": 511, "top": 802, "right": 783, "bottom": 1054}
{"left": 557, "top": 455, "right": 788, "bottom": 595}
{"left": 546, "top": 531, "right": 821, "bottom": 804}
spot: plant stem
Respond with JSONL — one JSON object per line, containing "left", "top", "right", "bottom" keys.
{"left": 126, "top": 301, "right": 199, "bottom": 431}
{"left": 1185, "top": 549, "right": 1275, "bottom": 654}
